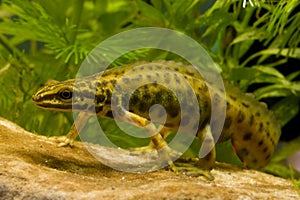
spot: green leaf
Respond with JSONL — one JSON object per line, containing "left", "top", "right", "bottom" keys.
{"left": 253, "top": 66, "right": 285, "bottom": 78}
{"left": 135, "top": 0, "right": 167, "bottom": 27}
{"left": 272, "top": 96, "right": 299, "bottom": 127}
{"left": 231, "top": 29, "right": 266, "bottom": 44}
{"left": 264, "top": 162, "right": 300, "bottom": 179}
{"left": 271, "top": 137, "right": 300, "bottom": 163}
{"left": 229, "top": 67, "right": 285, "bottom": 85}
{"left": 287, "top": 71, "right": 300, "bottom": 81}
{"left": 254, "top": 84, "right": 294, "bottom": 99}
{"left": 242, "top": 48, "right": 300, "bottom": 66}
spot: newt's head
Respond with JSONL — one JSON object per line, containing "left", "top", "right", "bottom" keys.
{"left": 32, "top": 74, "right": 114, "bottom": 114}
{"left": 32, "top": 79, "right": 75, "bottom": 111}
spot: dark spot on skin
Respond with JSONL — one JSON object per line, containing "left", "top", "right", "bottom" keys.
{"left": 155, "top": 72, "right": 160, "bottom": 77}
{"left": 164, "top": 72, "right": 171, "bottom": 84}
{"left": 122, "top": 94, "right": 130, "bottom": 108}
{"left": 105, "top": 110, "right": 113, "bottom": 118}
{"left": 168, "top": 103, "right": 179, "bottom": 118}
{"left": 259, "top": 122, "right": 264, "bottom": 132}
{"left": 266, "top": 131, "right": 270, "bottom": 137}
{"left": 110, "top": 79, "right": 117, "bottom": 85}
{"left": 263, "top": 147, "right": 268, "bottom": 153}
{"left": 229, "top": 95, "right": 237, "bottom": 101}
{"left": 180, "top": 115, "right": 191, "bottom": 126}
{"left": 143, "top": 85, "right": 149, "bottom": 91}
{"left": 155, "top": 91, "right": 163, "bottom": 103}
{"left": 239, "top": 148, "right": 249, "bottom": 156}
{"left": 132, "top": 74, "right": 142, "bottom": 82}
{"left": 265, "top": 154, "right": 271, "bottom": 161}
{"left": 78, "top": 82, "right": 86, "bottom": 88}
{"left": 165, "top": 90, "right": 174, "bottom": 102}
{"left": 146, "top": 74, "right": 152, "bottom": 80}
{"left": 224, "top": 117, "right": 232, "bottom": 129}
{"left": 76, "top": 103, "right": 88, "bottom": 110}
{"left": 102, "top": 81, "right": 108, "bottom": 87}
{"left": 95, "top": 82, "right": 102, "bottom": 89}
{"left": 213, "top": 94, "right": 221, "bottom": 105}
{"left": 138, "top": 102, "right": 148, "bottom": 113}
{"left": 121, "top": 77, "right": 130, "bottom": 84}
{"left": 82, "top": 90, "right": 94, "bottom": 99}
{"left": 226, "top": 102, "right": 231, "bottom": 110}
{"left": 201, "top": 99, "right": 209, "bottom": 115}
{"left": 174, "top": 74, "right": 180, "bottom": 84}
{"left": 252, "top": 159, "right": 258, "bottom": 164}
{"left": 105, "top": 89, "right": 111, "bottom": 97}
{"left": 241, "top": 102, "right": 250, "bottom": 108}
{"left": 271, "top": 138, "right": 275, "bottom": 146}
{"left": 243, "top": 132, "right": 252, "bottom": 141}
{"left": 95, "top": 105, "right": 103, "bottom": 113}
{"left": 155, "top": 65, "right": 162, "bottom": 70}
{"left": 186, "top": 71, "right": 194, "bottom": 76}
{"left": 255, "top": 112, "right": 261, "bottom": 117}
{"left": 249, "top": 114, "right": 254, "bottom": 126}
{"left": 143, "top": 92, "right": 151, "bottom": 101}
{"left": 96, "top": 94, "right": 106, "bottom": 104}
{"left": 111, "top": 96, "right": 119, "bottom": 106}
{"left": 237, "top": 110, "right": 245, "bottom": 123}
{"left": 258, "top": 140, "right": 263, "bottom": 146}
{"left": 151, "top": 137, "right": 160, "bottom": 147}
{"left": 129, "top": 93, "right": 139, "bottom": 105}
{"left": 131, "top": 68, "right": 137, "bottom": 72}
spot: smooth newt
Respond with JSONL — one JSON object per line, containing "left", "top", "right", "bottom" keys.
{"left": 32, "top": 60, "right": 281, "bottom": 178}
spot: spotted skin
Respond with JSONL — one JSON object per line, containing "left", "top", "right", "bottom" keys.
{"left": 32, "top": 60, "right": 281, "bottom": 176}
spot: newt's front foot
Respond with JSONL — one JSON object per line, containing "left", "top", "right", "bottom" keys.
{"left": 49, "top": 135, "right": 75, "bottom": 147}
{"left": 129, "top": 143, "right": 181, "bottom": 159}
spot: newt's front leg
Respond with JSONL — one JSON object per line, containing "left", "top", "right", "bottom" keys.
{"left": 113, "top": 106, "right": 178, "bottom": 173}
{"left": 50, "top": 112, "right": 91, "bottom": 147}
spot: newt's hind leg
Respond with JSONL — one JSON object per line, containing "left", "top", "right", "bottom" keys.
{"left": 175, "top": 124, "right": 216, "bottom": 180}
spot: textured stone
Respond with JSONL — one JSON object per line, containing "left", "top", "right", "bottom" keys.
{"left": 0, "top": 117, "right": 299, "bottom": 200}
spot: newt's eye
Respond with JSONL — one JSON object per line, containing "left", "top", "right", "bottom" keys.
{"left": 59, "top": 89, "right": 73, "bottom": 100}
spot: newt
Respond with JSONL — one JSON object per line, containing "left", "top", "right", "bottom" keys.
{"left": 32, "top": 60, "right": 281, "bottom": 179}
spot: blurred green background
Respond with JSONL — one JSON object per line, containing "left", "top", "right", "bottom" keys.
{"left": 0, "top": 0, "right": 299, "bottom": 182}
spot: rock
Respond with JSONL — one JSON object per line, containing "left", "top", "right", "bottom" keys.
{"left": 0, "top": 117, "right": 299, "bottom": 200}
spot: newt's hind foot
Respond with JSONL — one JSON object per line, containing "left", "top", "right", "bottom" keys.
{"left": 175, "top": 158, "right": 214, "bottom": 180}
{"left": 129, "top": 143, "right": 157, "bottom": 155}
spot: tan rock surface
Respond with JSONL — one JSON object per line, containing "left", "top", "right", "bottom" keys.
{"left": 0, "top": 117, "right": 299, "bottom": 200}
